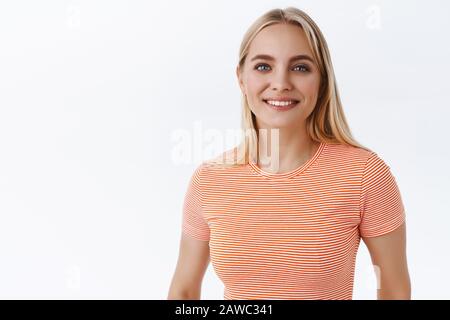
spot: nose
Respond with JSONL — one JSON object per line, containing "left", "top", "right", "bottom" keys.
{"left": 270, "top": 69, "right": 293, "bottom": 92}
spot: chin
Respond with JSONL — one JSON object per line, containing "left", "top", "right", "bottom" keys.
{"left": 257, "top": 116, "right": 300, "bottom": 130}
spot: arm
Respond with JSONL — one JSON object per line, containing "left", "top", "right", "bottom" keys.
{"left": 362, "top": 222, "right": 411, "bottom": 300}
{"left": 167, "top": 233, "right": 210, "bottom": 300}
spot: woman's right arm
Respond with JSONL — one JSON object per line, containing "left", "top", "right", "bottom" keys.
{"left": 167, "top": 233, "right": 210, "bottom": 299}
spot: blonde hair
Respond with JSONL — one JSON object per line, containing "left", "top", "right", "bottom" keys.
{"left": 207, "top": 7, "right": 370, "bottom": 167}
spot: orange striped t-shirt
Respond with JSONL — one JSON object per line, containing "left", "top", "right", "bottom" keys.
{"left": 181, "top": 142, "right": 406, "bottom": 300}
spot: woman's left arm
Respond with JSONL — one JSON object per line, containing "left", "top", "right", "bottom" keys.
{"left": 362, "top": 222, "right": 412, "bottom": 300}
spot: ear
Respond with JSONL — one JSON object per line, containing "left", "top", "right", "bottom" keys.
{"left": 236, "top": 65, "right": 245, "bottom": 95}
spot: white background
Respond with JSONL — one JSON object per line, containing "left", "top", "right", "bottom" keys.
{"left": 0, "top": 0, "right": 449, "bottom": 299}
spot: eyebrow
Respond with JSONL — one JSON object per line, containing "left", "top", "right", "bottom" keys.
{"left": 250, "top": 54, "right": 314, "bottom": 63}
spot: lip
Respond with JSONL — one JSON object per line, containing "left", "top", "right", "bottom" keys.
{"left": 263, "top": 99, "right": 299, "bottom": 111}
{"left": 263, "top": 97, "right": 299, "bottom": 102}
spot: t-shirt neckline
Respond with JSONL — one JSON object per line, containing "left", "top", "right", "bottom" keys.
{"left": 249, "top": 141, "right": 326, "bottom": 179}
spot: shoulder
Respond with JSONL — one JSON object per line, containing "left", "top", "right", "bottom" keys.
{"left": 323, "top": 142, "right": 375, "bottom": 166}
{"left": 326, "top": 143, "right": 399, "bottom": 186}
{"left": 320, "top": 142, "right": 398, "bottom": 181}
{"left": 192, "top": 147, "right": 244, "bottom": 179}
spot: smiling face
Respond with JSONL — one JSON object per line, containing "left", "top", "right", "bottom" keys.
{"left": 237, "top": 23, "right": 321, "bottom": 130}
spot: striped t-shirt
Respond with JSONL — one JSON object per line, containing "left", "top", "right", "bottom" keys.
{"left": 181, "top": 142, "right": 406, "bottom": 300}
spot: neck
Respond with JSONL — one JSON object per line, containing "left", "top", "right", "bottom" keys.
{"left": 256, "top": 125, "right": 318, "bottom": 174}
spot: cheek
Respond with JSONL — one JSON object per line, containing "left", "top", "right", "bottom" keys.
{"left": 295, "top": 77, "right": 320, "bottom": 99}
{"left": 245, "top": 73, "right": 265, "bottom": 95}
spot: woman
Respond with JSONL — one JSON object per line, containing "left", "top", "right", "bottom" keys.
{"left": 168, "top": 7, "right": 411, "bottom": 300}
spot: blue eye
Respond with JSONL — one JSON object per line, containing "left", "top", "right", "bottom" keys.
{"left": 255, "top": 64, "right": 270, "bottom": 71}
{"left": 254, "top": 63, "right": 310, "bottom": 73}
{"left": 293, "top": 64, "right": 310, "bottom": 72}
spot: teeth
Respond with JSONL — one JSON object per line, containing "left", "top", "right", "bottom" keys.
{"left": 266, "top": 100, "right": 297, "bottom": 106}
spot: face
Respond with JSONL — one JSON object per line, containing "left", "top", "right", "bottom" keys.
{"left": 236, "top": 23, "right": 321, "bottom": 130}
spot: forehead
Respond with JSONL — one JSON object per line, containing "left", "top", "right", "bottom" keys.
{"left": 247, "top": 23, "right": 313, "bottom": 58}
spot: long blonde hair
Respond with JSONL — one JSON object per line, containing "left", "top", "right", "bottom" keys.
{"left": 208, "top": 7, "right": 370, "bottom": 167}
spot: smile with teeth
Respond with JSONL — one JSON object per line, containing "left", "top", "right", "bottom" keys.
{"left": 264, "top": 99, "right": 299, "bottom": 107}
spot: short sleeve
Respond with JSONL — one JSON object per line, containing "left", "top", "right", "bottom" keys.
{"left": 181, "top": 164, "right": 210, "bottom": 241}
{"left": 359, "top": 152, "right": 406, "bottom": 238}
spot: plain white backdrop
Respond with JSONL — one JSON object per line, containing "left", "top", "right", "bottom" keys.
{"left": 0, "top": 0, "right": 449, "bottom": 299}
